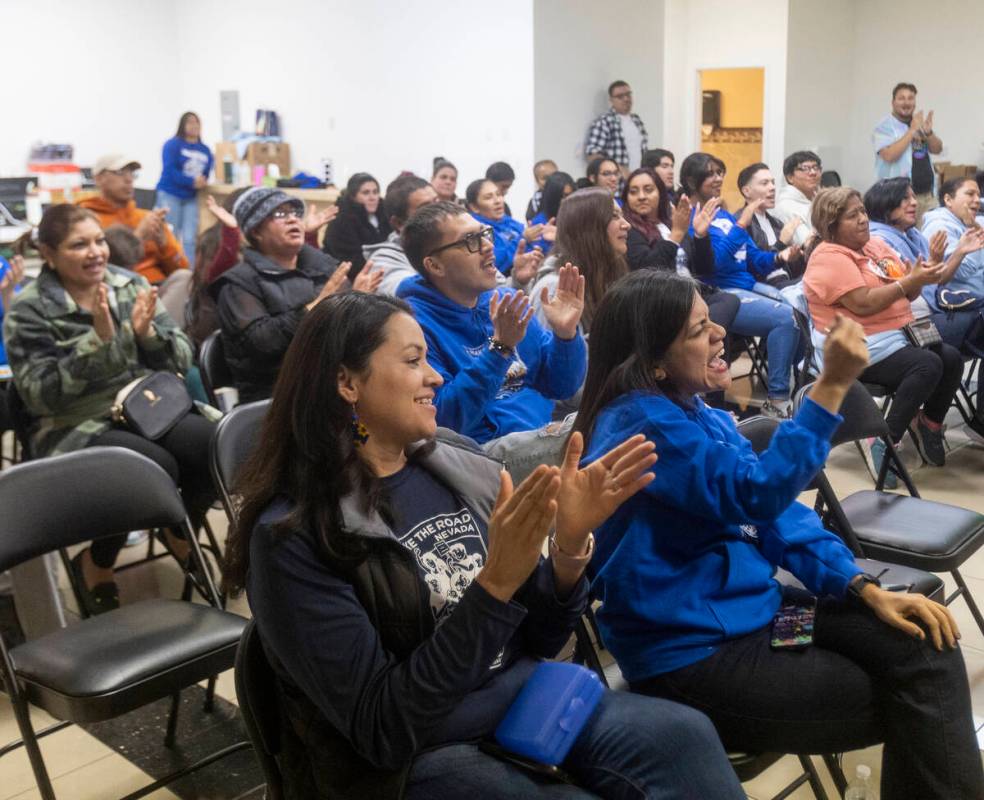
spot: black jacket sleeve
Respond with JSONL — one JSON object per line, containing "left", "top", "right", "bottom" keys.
{"left": 690, "top": 234, "right": 715, "bottom": 279}
{"left": 626, "top": 226, "right": 678, "bottom": 271}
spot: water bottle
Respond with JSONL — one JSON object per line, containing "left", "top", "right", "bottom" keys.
{"left": 844, "top": 764, "right": 876, "bottom": 799}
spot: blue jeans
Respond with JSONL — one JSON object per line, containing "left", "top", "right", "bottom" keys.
{"left": 155, "top": 190, "right": 199, "bottom": 266}
{"left": 726, "top": 288, "right": 801, "bottom": 400}
{"left": 404, "top": 690, "right": 745, "bottom": 799}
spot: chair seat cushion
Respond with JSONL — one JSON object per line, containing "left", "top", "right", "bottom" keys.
{"left": 10, "top": 598, "right": 247, "bottom": 722}
{"left": 840, "top": 491, "right": 984, "bottom": 571}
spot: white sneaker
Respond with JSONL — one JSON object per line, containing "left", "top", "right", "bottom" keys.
{"left": 124, "top": 530, "right": 149, "bottom": 547}
{"left": 760, "top": 399, "right": 792, "bottom": 419}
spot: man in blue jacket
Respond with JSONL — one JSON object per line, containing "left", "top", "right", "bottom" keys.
{"left": 398, "top": 202, "right": 586, "bottom": 478}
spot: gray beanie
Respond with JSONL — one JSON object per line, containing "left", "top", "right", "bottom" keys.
{"left": 232, "top": 187, "right": 305, "bottom": 236}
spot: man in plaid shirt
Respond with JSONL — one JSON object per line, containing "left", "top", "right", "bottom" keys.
{"left": 585, "top": 80, "right": 648, "bottom": 177}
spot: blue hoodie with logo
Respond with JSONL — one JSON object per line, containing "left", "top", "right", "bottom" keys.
{"left": 397, "top": 275, "right": 586, "bottom": 443}
{"left": 470, "top": 212, "right": 526, "bottom": 275}
{"left": 694, "top": 208, "right": 778, "bottom": 290}
{"left": 582, "top": 390, "right": 862, "bottom": 682}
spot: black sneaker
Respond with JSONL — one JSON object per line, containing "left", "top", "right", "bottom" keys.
{"left": 70, "top": 551, "right": 120, "bottom": 616}
{"left": 911, "top": 419, "right": 946, "bottom": 467}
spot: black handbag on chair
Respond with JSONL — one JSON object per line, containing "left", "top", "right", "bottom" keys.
{"left": 111, "top": 372, "right": 194, "bottom": 440}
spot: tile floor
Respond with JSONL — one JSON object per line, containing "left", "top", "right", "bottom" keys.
{"left": 4, "top": 366, "right": 984, "bottom": 799}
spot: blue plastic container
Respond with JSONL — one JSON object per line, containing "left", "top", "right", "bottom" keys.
{"left": 494, "top": 662, "right": 604, "bottom": 765}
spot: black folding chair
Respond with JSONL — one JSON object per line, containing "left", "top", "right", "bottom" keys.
{"left": 210, "top": 399, "right": 271, "bottom": 526}
{"left": 794, "top": 381, "right": 984, "bottom": 634}
{"left": 0, "top": 447, "right": 250, "bottom": 800}
{"left": 199, "top": 329, "right": 235, "bottom": 408}
{"left": 235, "top": 620, "right": 285, "bottom": 800}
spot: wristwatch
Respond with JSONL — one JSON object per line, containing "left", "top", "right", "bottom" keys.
{"left": 488, "top": 337, "right": 514, "bottom": 359}
{"left": 847, "top": 572, "right": 881, "bottom": 601}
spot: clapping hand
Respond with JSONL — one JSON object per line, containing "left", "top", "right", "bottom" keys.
{"left": 736, "top": 198, "right": 765, "bottom": 230}
{"left": 135, "top": 208, "right": 169, "bottom": 245}
{"left": 92, "top": 284, "right": 116, "bottom": 343}
{"left": 692, "top": 197, "right": 721, "bottom": 239}
{"left": 490, "top": 289, "right": 533, "bottom": 350}
{"left": 779, "top": 215, "right": 803, "bottom": 246}
{"left": 0, "top": 255, "right": 24, "bottom": 308}
{"left": 929, "top": 230, "right": 948, "bottom": 264}
{"left": 539, "top": 263, "right": 585, "bottom": 340}
{"left": 554, "top": 431, "right": 657, "bottom": 554}
{"left": 477, "top": 465, "right": 562, "bottom": 603}
{"left": 206, "top": 194, "right": 238, "bottom": 229}
{"left": 304, "top": 203, "right": 339, "bottom": 234}
{"left": 306, "top": 264, "right": 351, "bottom": 310}
{"left": 542, "top": 218, "right": 558, "bottom": 243}
{"left": 511, "top": 239, "right": 544, "bottom": 286}
{"left": 957, "top": 226, "right": 984, "bottom": 255}
{"left": 670, "top": 195, "right": 692, "bottom": 242}
{"left": 130, "top": 287, "right": 159, "bottom": 340}
{"left": 907, "top": 257, "right": 945, "bottom": 287}
{"left": 353, "top": 260, "right": 383, "bottom": 294}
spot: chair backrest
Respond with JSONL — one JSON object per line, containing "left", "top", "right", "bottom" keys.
{"left": 734, "top": 414, "right": 780, "bottom": 454}
{"left": 210, "top": 399, "right": 271, "bottom": 523}
{"left": 199, "top": 330, "right": 234, "bottom": 407}
{"left": 794, "top": 380, "right": 891, "bottom": 448}
{"left": 235, "top": 619, "right": 284, "bottom": 799}
{"left": 0, "top": 447, "right": 187, "bottom": 574}
{"left": 3, "top": 381, "right": 35, "bottom": 460}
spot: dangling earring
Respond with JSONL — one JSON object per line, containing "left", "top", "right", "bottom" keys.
{"left": 350, "top": 405, "right": 369, "bottom": 446}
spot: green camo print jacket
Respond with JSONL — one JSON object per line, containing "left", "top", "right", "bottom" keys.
{"left": 3, "top": 265, "right": 193, "bottom": 456}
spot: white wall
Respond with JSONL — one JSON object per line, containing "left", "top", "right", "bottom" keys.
{"left": 532, "top": 0, "right": 664, "bottom": 180}
{"left": 3, "top": 0, "right": 537, "bottom": 203}
{"left": 845, "top": 0, "right": 984, "bottom": 190}
{"left": 661, "top": 0, "right": 789, "bottom": 177}
{"left": 786, "top": 0, "right": 984, "bottom": 190}
{"left": 173, "top": 0, "right": 536, "bottom": 202}
{"left": 2, "top": 1, "right": 180, "bottom": 182}
{"left": 783, "top": 0, "right": 855, "bottom": 182}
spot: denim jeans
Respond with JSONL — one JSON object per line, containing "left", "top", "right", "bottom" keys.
{"left": 726, "top": 288, "right": 802, "bottom": 400}
{"left": 633, "top": 587, "right": 983, "bottom": 800}
{"left": 155, "top": 190, "right": 199, "bottom": 266}
{"left": 404, "top": 689, "right": 745, "bottom": 799}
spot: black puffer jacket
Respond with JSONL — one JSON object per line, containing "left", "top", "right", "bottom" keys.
{"left": 322, "top": 196, "right": 391, "bottom": 278}
{"left": 210, "top": 244, "right": 340, "bottom": 403}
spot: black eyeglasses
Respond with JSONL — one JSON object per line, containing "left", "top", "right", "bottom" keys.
{"left": 427, "top": 226, "right": 494, "bottom": 257}
{"left": 611, "top": 91, "right": 633, "bottom": 100}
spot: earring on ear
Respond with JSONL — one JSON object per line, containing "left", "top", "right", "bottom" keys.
{"left": 654, "top": 367, "right": 667, "bottom": 382}
{"left": 350, "top": 404, "right": 369, "bottom": 446}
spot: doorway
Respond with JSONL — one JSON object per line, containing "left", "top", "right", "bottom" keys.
{"left": 698, "top": 67, "right": 764, "bottom": 212}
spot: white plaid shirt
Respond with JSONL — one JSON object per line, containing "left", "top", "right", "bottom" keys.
{"left": 585, "top": 108, "right": 648, "bottom": 167}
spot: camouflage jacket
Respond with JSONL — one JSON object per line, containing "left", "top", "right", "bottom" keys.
{"left": 3, "top": 265, "right": 194, "bottom": 456}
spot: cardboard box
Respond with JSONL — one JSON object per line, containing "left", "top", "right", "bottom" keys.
{"left": 214, "top": 141, "right": 291, "bottom": 181}
{"left": 934, "top": 161, "right": 978, "bottom": 186}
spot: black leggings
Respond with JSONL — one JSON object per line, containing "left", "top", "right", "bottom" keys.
{"left": 859, "top": 342, "right": 963, "bottom": 442}
{"left": 87, "top": 413, "right": 217, "bottom": 569}
{"left": 632, "top": 588, "right": 982, "bottom": 800}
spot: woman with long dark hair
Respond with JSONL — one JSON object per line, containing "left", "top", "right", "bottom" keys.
{"left": 529, "top": 188, "right": 627, "bottom": 333}
{"left": 322, "top": 172, "right": 390, "bottom": 279}
{"left": 223, "top": 291, "right": 744, "bottom": 799}
{"left": 155, "top": 111, "right": 213, "bottom": 264}
{"left": 620, "top": 167, "right": 738, "bottom": 331}
{"left": 574, "top": 269, "right": 981, "bottom": 800}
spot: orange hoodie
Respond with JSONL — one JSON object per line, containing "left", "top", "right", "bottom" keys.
{"left": 77, "top": 196, "right": 189, "bottom": 284}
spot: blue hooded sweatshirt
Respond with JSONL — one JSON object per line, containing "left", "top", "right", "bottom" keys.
{"left": 920, "top": 207, "right": 984, "bottom": 310}
{"left": 694, "top": 208, "right": 778, "bottom": 290}
{"left": 397, "top": 275, "right": 586, "bottom": 444}
{"left": 155, "top": 137, "right": 214, "bottom": 200}
{"left": 582, "top": 390, "right": 861, "bottom": 682}
{"left": 470, "top": 212, "right": 526, "bottom": 275}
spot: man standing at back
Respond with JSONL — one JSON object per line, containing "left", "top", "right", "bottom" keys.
{"left": 586, "top": 81, "right": 648, "bottom": 177}
{"left": 873, "top": 82, "right": 942, "bottom": 221}
{"left": 78, "top": 154, "right": 190, "bottom": 319}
